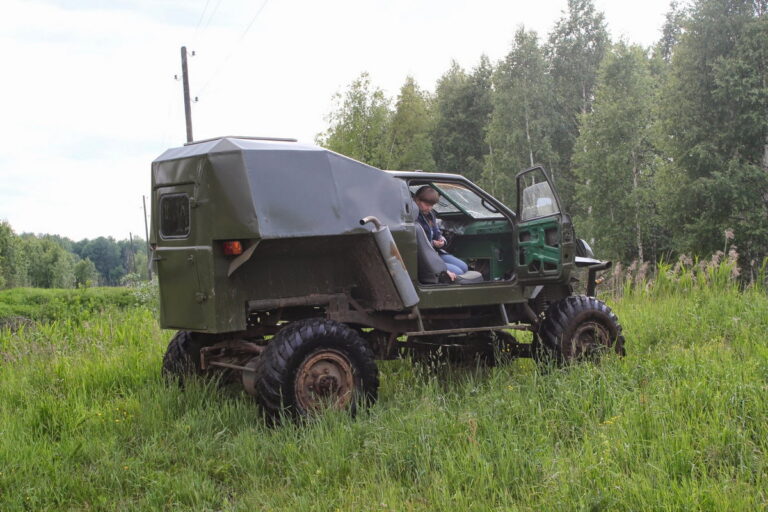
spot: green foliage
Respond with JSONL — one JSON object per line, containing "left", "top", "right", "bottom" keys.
{"left": 656, "top": 0, "right": 687, "bottom": 63}
{"left": 0, "top": 287, "right": 148, "bottom": 323}
{"left": 601, "top": 252, "right": 748, "bottom": 300}
{"left": 0, "top": 221, "right": 27, "bottom": 288}
{"left": 574, "top": 43, "right": 661, "bottom": 262}
{"left": 658, "top": 0, "right": 768, "bottom": 263}
{"left": 546, "top": 0, "right": 610, "bottom": 207}
{"left": 1, "top": 284, "right": 767, "bottom": 509}
{"left": 74, "top": 258, "right": 98, "bottom": 288}
{"left": 132, "top": 246, "right": 149, "bottom": 281}
{"left": 484, "top": 29, "right": 556, "bottom": 205}
{"left": 78, "top": 236, "right": 125, "bottom": 286}
{"left": 315, "top": 72, "right": 392, "bottom": 168}
{"left": 385, "top": 76, "right": 436, "bottom": 171}
{"left": 0, "top": 221, "right": 149, "bottom": 290}
{"left": 127, "top": 277, "right": 159, "bottom": 312}
{"left": 432, "top": 57, "right": 493, "bottom": 183}
{"left": 20, "top": 235, "right": 77, "bottom": 289}
{"left": 312, "top": 0, "right": 768, "bottom": 269}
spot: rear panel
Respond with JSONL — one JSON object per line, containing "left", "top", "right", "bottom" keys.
{"left": 153, "top": 164, "right": 219, "bottom": 331}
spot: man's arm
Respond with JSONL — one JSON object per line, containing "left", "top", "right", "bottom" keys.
{"left": 431, "top": 212, "right": 446, "bottom": 248}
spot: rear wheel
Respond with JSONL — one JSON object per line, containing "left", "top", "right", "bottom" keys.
{"left": 161, "top": 331, "right": 204, "bottom": 384}
{"left": 254, "top": 318, "right": 379, "bottom": 420}
{"left": 536, "top": 296, "right": 625, "bottom": 364}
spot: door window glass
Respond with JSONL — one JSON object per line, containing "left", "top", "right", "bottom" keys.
{"left": 519, "top": 171, "right": 560, "bottom": 221}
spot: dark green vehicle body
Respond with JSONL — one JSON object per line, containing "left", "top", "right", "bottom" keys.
{"left": 151, "top": 137, "right": 588, "bottom": 334}
{"left": 152, "top": 136, "right": 620, "bottom": 415}
{"left": 151, "top": 136, "right": 412, "bottom": 333}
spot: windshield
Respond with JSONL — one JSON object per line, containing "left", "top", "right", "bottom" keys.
{"left": 410, "top": 182, "right": 502, "bottom": 219}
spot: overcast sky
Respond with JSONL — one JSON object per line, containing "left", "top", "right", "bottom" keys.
{"left": 0, "top": 0, "right": 672, "bottom": 241}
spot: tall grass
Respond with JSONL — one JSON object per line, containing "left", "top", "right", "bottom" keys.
{"left": 0, "top": 286, "right": 155, "bottom": 326}
{"left": 1, "top": 269, "right": 767, "bottom": 510}
{"left": 598, "top": 248, "right": 767, "bottom": 300}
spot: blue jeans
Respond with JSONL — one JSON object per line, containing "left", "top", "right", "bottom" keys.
{"left": 441, "top": 253, "right": 468, "bottom": 275}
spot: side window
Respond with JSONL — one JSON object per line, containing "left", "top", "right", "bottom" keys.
{"left": 160, "top": 194, "right": 190, "bottom": 239}
{"left": 518, "top": 170, "right": 560, "bottom": 221}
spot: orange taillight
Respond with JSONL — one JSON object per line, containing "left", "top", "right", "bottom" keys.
{"left": 222, "top": 240, "right": 243, "bottom": 256}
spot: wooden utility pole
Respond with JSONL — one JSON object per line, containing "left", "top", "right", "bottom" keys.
{"left": 181, "top": 46, "right": 194, "bottom": 143}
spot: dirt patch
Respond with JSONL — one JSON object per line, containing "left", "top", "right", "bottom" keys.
{"left": 0, "top": 315, "right": 36, "bottom": 333}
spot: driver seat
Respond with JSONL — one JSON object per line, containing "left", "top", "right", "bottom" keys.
{"left": 415, "top": 224, "right": 483, "bottom": 285}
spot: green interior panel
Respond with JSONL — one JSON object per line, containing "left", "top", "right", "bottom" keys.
{"left": 460, "top": 219, "right": 513, "bottom": 236}
{"left": 449, "top": 220, "right": 515, "bottom": 280}
{"left": 517, "top": 216, "right": 562, "bottom": 279}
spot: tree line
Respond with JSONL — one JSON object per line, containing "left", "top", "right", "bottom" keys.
{"left": 317, "top": 0, "right": 768, "bottom": 279}
{"left": 0, "top": 220, "right": 149, "bottom": 289}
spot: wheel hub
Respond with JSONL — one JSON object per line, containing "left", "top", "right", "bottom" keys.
{"left": 566, "top": 321, "right": 611, "bottom": 359}
{"left": 295, "top": 350, "right": 354, "bottom": 411}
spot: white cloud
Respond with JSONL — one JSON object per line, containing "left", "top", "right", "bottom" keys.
{"left": 2, "top": 152, "right": 152, "bottom": 239}
{"left": 0, "top": 0, "right": 672, "bottom": 240}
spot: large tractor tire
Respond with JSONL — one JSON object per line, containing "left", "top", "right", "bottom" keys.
{"left": 536, "top": 296, "right": 625, "bottom": 364}
{"left": 161, "top": 331, "right": 204, "bottom": 384}
{"left": 254, "top": 318, "right": 379, "bottom": 420}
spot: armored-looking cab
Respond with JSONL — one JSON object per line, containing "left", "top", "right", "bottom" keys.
{"left": 152, "top": 136, "right": 624, "bottom": 419}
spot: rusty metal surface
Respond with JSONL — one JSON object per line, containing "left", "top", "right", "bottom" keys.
{"left": 404, "top": 324, "right": 532, "bottom": 337}
{"left": 248, "top": 293, "right": 346, "bottom": 312}
{"left": 294, "top": 349, "right": 355, "bottom": 411}
{"left": 562, "top": 320, "right": 611, "bottom": 359}
{"left": 238, "top": 236, "right": 405, "bottom": 314}
{"left": 241, "top": 357, "right": 261, "bottom": 396}
{"left": 587, "top": 261, "right": 612, "bottom": 297}
{"left": 199, "top": 339, "right": 265, "bottom": 370}
{"left": 329, "top": 309, "right": 408, "bottom": 334}
{"left": 208, "top": 361, "right": 256, "bottom": 372}
{"left": 361, "top": 217, "right": 419, "bottom": 308}
{"left": 404, "top": 330, "right": 533, "bottom": 362}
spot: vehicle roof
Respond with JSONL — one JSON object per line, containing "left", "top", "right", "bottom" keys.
{"left": 384, "top": 170, "right": 469, "bottom": 182}
{"left": 152, "top": 136, "right": 413, "bottom": 240}
{"left": 153, "top": 136, "right": 316, "bottom": 163}
{"left": 154, "top": 139, "right": 472, "bottom": 184}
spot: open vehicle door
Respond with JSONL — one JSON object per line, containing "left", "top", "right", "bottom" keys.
{"left": 515, "top": 166, "right": 575, "bottom": 284}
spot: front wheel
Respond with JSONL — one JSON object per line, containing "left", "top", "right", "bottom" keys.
{"left": 254, "top": 318, "right": 379, "bottom": 420}
{"left": 536, "top": 296, "right": 625, "bottom": 364}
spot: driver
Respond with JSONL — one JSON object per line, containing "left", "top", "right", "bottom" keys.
{"left": 414, "top": 186, "right": 469, "bottom": 280}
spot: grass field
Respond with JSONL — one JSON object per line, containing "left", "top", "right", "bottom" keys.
{"left": 0, "top": 287, "right": 151, "bottom": 324}
{"left": 1, "top": 278, "right": 767, "bottom": 510}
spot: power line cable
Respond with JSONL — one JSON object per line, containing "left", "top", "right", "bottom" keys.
{"left": 197, "top": 0, "right": 270, "bottom": 96}
{"left": 236, "top": 0, "right": 270, "bottom": 45}
{"left": 194, "top": 0, "right": 212, "bottom": 32}
{"left": 192, "top": 0, "right": 212, "bottom": 44}
{"left": 200, "top": 0, "right": 224, "bottom": 36}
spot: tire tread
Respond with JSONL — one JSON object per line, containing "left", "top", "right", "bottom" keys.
{"left": 535, "top": 295, "right": 626, "bottom": 364}
{"left": 255, "top": 318, "right": 379, "bottom": 420}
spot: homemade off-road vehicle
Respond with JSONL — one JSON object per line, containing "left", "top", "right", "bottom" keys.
{"left": 151, "top": 136, "right": 624, "bottom": 418}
